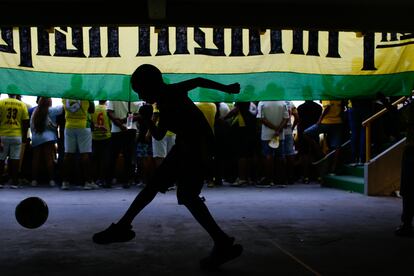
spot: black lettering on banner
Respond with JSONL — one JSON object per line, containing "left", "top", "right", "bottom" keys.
{"left": 400, "top": 33, "right": 414, "bottom": 40}
{"left": 291, "top": 30, "right": 305, "bottom": 55}
{"left": 230, "top": 28, "right": 244, "bottom": 56}
{"left": 376, "top": 33, "right": 414, "bottom": 48}
{"left": 327, "top": 31, "right": 341, "bottom": 58}
{"left": 54, "top": 27, "right": 86, "bottom": 57}
{"left": 381, "top": 32, "right": 398, "bottom": 42}
{"left": 174, "top": 27, "right": 190, "bottom": 55}
{"left": 362, "top": 32, "right": 377, "bottom": 70}
{"left": 106, "top": 27, "right": 120, "bottom": 57}
{"left": 0, "top": 27, "right": 16, "bottom": 54}
{"left": 307, "top": 31, "right": 319, "bottom": 56}
{"left": 156, "top": 27, "right": 171, "bottom": 56}
{"left": 89, "top": 27, "right": 101, "bottom": 57}
{"left": 137, "top": 26, "right": 151, "bottom": 56}
{"left": 269, "top": 29, "right": 284, "bottom": 54}
{"left": 194, "top": 27, "right": 225, "bottom": 56}
{"left": 19, "top": 27, "right": 33, "bottom": 68}
{"left": 37, "top": 27, "right": 51, "bottom": 56}
{"left": 248, "top": 29, "right": 263, "bottom": 56}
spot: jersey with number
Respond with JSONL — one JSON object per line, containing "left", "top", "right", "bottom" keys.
{"left": 0, "top": 98, "right": 30, "bottom": 137}
{"left": 91, "top": 104, "right": 111, "bottom": 140}
{"left": 63, "top": 99, "right": 91, "bottom": 129}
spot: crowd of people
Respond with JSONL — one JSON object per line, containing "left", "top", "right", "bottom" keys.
{"left": 0, "top": 93, "right": 403, "bottom": 190}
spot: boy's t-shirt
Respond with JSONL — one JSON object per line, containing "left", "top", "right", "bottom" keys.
{"left": 63, "top": 99, "right": 91, "bottom": 129}
{"left": 0, "top": 98, "right": 29, "bottom": 137}
{"left": 91, "top": 104, "right": 111, "bottom": 140}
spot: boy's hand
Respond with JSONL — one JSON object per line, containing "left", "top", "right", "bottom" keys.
{"left": 227, "top": 83, "right": 240, "bottom": 94}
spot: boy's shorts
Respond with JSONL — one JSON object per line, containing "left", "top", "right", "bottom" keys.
{"left": 280, "top": 134, "right": 296, "bottom": 157}
{"left": 0, "top": 136, "right": 22, "bottom": 160}
{"left": 65, "top": 128, "right": 92, "bottom": 153}
{"left": 148, "top": 145, "right": 207, "bottom": 205}
{"left": 261, "top": 140, "right": 276, "bottom": 157}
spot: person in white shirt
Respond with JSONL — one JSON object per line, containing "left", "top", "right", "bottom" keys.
{"left": 256, "top": 101, "right": 289, "bottom": 187}
{"left": 107, "top": 100, "right": 143, "bottom": 188}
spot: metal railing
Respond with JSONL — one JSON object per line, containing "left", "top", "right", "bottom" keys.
{"left": 362, "top": 95, "right": 410, "bottom": 162}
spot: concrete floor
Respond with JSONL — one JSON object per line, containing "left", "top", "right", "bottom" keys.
{"left": 0, "top": 183, "right": 413, "bottom": 276}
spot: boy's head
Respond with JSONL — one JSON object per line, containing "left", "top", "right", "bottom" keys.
{"left": 131, "top": 64, "right": 163, "bottom": 104}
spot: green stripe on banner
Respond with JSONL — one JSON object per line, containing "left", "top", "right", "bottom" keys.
{"left": 1, "top": 68, "right": 414, "bottom": 102}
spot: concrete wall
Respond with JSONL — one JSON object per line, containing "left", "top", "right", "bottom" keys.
{"left": 366, "top": 138, "right": 406, "bottom": 196}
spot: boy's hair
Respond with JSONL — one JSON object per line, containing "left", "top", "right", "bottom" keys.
{"left": 131, "top": 64, "right": 163, "bottom": 95}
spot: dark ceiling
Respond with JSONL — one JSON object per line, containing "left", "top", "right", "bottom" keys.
{"left": 0, "top": 0, "right": 413, "bottom": 32}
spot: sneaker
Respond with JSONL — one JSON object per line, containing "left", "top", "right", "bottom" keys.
{"left": 395, "top": 224, "right": 413, "bottom": 237}
{"left": 102, "top": 181, "right": 112, "bottom": 188}
{"left": 255, "top": 178, "right": 272, "bottom": 188}
{"left": 274, "top": 184, "right": 287, "bottom": 188}
{"left": 61, "top": 181, "right": 70, "bottom": 190}
{"left": 10, "top": 183, "right": 19, "bottom": 189}
{"left": 167, "top": 185, "right": 176, "bottom": 191}
{"left": 31, "top": 180, "right": 38, "bottom": 187}
{"left": 231, "top": 179, "right": 249, "bottom": 187}
{"left": 49, "top": 180, "right": 56, "bottom": 187}
{"left": 0, "top": 183, "right": 3, "bottom": 188}
{"left": 19, "top": 178, "right": 30, "bottom": 185}
{"left": 214, "top": 178, "right": 223, "bottom": 186}
{"left": 92, "top": 223, "right": 136, "bottom": 244}
{"left": 84, "top": 182, "right": 99, "bottom": 190}
{"left": 207, "top": 181, "right": 215, "bottom": 188}
{"left": 200, "top": 238, "right": 243, "bottom": 271}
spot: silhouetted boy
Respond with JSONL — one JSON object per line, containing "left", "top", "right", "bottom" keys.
{"left": 93, "top": 64, "right": 243, "bottom": 269}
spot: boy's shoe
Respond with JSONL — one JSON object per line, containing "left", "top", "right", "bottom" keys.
{"left": 167, "top": 185, "right": 177, "bottom": 191}
{"left": 207, "top": 181, "right": 215, "bottom": 188}
{"left": 214, "top": 178, "right": 223, "bottom": 186}
{"left": 93, "top": 223, "right": 136, "bottom": 244}
{"left": 231, "top": 179, "right": 248, "bottom": 187}
{"left": 255, "top": 178, "right": 272, "bottom": 188}
{"left": 102, "top": 181, "right": 112, "bottom": 188}
{"left": 395, "top": 224, "right": 413, "bottom": 237}
{"left": 84, "top": 182, "right": 99, "bottom": 190}
{"left": 200, "top": 238, "right": 243, "bottom": 271}
{"left": 61, "top": 181, "right": 70, "bottom": 190}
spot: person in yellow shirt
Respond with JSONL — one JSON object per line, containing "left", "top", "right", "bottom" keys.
{"left": 91, "top": 100, "right": 111, "bottom": 187}
{"left": 0, "top": 94, "right": 29, "bottom": 188}
{"left": 303, "top": 100, "right": 345, "bottom": 173}
{"left": 61, "top": 98, "right": 97, "bottom": 190}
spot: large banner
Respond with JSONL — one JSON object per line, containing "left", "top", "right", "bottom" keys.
{"left": 1, "top": 26, "right": 414, "bottom": 101}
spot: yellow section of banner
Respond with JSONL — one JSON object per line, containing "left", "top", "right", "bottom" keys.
{"left": 1, "top": 27, "right": 414, "bottom": 75}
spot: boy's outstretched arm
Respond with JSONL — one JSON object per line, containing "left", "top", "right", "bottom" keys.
{"left": 173, "top": 77, "right": 240, "bottom": 94}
